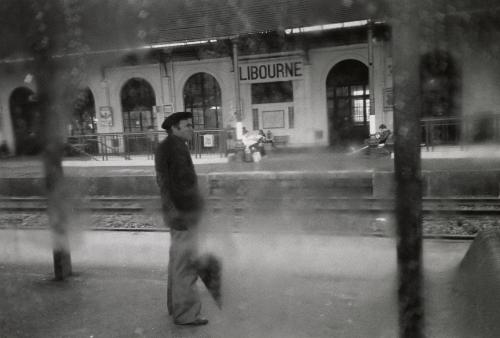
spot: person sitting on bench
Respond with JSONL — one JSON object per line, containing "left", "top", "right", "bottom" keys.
{"left": 366, "top": 124, "right": 391, "bottom": 147}
{"left": 376, "top": 124, "right": 391, "bottom": 145}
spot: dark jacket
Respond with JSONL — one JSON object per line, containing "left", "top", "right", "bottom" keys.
{"left": 155, "top": 134, "right": 203, "bottom": 230}
{"left": 378, "top": 129, "right": 391, "bottom": 144}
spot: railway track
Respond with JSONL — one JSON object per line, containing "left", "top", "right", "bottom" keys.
{"left": 1, "top": 196, "right": 500, "bottom": 215}
{"left": 1, "top": 196, "right": 498, "bottom": 238}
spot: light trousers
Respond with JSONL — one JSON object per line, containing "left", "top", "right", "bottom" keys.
{"left": 167, "top": 227, "right": 202, "bottom": 324}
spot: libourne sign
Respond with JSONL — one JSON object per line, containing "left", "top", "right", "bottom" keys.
{"left": 239, "top": 60, "right": 303, "bottom": 83}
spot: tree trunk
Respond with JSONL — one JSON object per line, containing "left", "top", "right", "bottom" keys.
{"left": 391, "top": 0, "right": 424, "bottom": 336}
{"left": 32, "top": 2, "right": 72, "bottom": 280}
{"left": 37, "top": 57, "right": 72, "bottom": 280}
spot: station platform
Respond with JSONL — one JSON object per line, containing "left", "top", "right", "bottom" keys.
{"left": 0, "top": 229, "right": 480, "bottom": 337}
{"left": 1, "top": 145, "right": 500, "bottom": 178}
{"left": 2, "top": 145, "right": 500, "bottom": 198}
{"left": 1, "top": 147, "right": 499, "bottom": 337}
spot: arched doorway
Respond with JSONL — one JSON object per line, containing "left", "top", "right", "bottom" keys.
{"left": 120, "top": 78, "right": 156, "bottom": 153}
{"left": 183, "top": 73, "right": 222, "bottom": 129}
{"left": 326, "top": 60, "right": 370, "bottom": 147}
{"left": 9, "top": 87, "right": 41, "bottom": 155}
{"left": 66, "top": 87, "right": 98, "bottom": 155}
{"left": 421, "top": 51, "right": 461, "bottom": 144}
{"left": 421, "top": 51, "right": 459, "bottom": 118}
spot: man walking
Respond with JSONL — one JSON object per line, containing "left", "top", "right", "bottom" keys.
{"left": 155, "top": 112, "right": 208, "bottom": 326}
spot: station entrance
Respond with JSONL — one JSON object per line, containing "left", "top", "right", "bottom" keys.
{"left": 9, "top": 87, "right": 41, "bottom": 155}
{"left": 120, "top": 78, "right": 157, "bottom": 154}
{"left": 326, "top": 59, "right": 370, "bottom": 148}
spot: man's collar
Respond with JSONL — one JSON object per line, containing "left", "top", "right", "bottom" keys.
{"left": 168, "top": 133, "right": 188, "bottom": 144}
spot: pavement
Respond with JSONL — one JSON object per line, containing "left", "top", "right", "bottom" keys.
{"left": 1, "top": 146, "right": 499, "bottom": 337}
{"left": 3, "top": 145, "right": 500, "bottom": 179}
{"left": 0, "top": 229, "right": 477, "bottom": 338}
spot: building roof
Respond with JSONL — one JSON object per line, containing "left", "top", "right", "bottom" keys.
{"left": 0, "top": 0, "right": 497, "bottom": 61}
{"left": 0, "top": 0, "right": 376, "bottom": 61}
{"left": 150, "top": 0, "right": 373, "bottom": 44}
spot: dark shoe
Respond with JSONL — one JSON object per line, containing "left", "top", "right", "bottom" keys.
{"left": 175, "top": 318, "right": 209, "bottom": 326}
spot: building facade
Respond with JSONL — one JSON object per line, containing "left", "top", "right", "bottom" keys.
{"left": 0, "top": 24, "right": 393, "bottom": 155}
{"left": 1, "top": 0, "right": 499, "bottom": 156}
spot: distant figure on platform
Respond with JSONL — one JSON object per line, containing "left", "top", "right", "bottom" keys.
{"left": 375, "top": 124, "right": 391, "bottom": 145}
{"left": 349, "top": 124, "right": 392, "bottom": 156}
{"left": 364, "top": 124, "right": 391, "bottom": 147}
{"left": 266, "top": 130, "right": 272, "bottom": 140}
{"left": 146, "top": 125, "right": 158, "bottom": 158}
{"left": 155, "top": 112, "right": 211, "bottom": 326}
{"left": 257, "top": 129, "right": 267, "bottom": 157}
{"left": 0, "top": 131, "right": 9, "bottom": 158}
{"left": 241, "top": 127, "right": 263, "bottom": 162}
{"left": 357, "top": 123, "right": 393, "bottom": 156}
{"left": 265, "top": 130, "right": 276, "bottom": 149}
{"left": 0, "top": 140, "right": 8, "bottom": 158}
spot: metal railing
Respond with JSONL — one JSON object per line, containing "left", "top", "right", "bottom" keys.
{"left": 463, "top": 112, "right": 500, "bottom": 143}
{"left": 421, "top": 117, "right": 462, "bottom": 151}
{"left": 191, "top": 129, "right": 228, "bottom": 158}
{"left": 65, "top": 129, "right": 229, "bottom": 160}
{"left": 421, "top": 113, "right": 500, "bottom": 151}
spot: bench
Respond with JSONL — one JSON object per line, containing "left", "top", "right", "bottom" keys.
{"left": 65, "top": 142, "right": 88, "bottom": 156}
{"left": 273, "top": 135, "right": 290, "bottom": 147}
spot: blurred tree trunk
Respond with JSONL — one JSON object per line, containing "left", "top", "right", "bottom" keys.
{"left": 31, "top": 0, "right": 72, "bottom": 280}
{"left": 23, "top": 0, "right": 146, "bottom": 281}
{"left": 391, "top": 0, "right": 424, "bottom": 337}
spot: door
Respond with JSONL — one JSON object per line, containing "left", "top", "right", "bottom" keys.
{"left": 326, "top": 60, "right": 370, "bottom": 148}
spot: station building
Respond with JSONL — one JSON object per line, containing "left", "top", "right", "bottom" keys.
{"left": 0, "top": 0, "right": 499, "bottom": 156}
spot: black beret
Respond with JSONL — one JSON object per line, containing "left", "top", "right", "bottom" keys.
{"left": 161, "top": 111, "right": 193, "bottom": 130}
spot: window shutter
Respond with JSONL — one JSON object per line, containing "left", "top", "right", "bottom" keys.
{"left": 252, "top": 108, "right": 259, "bottom": 130}
{"left": 288, "top": 107, "right": 294, "bottom": 129}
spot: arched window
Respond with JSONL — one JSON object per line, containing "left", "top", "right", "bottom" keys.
{"left": 121, "top": 78, "right": 156, "bottom": 133}
{"left": 420, "top": 51, "right": 461, "bottom": 144}
{"left": 326, "top": 60, "right": 370, "bottom": 147}
{"left": 9, "top": 87, "right": 41, "bottom": 155}
{"left": 183, "top": 73, "right": 222, "bottom": 129}
{"left": 70, "top": 87, "right": 96, "bottom": 135}
{"left": 421, "top": 51, "right": 460, "bottom": 118}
